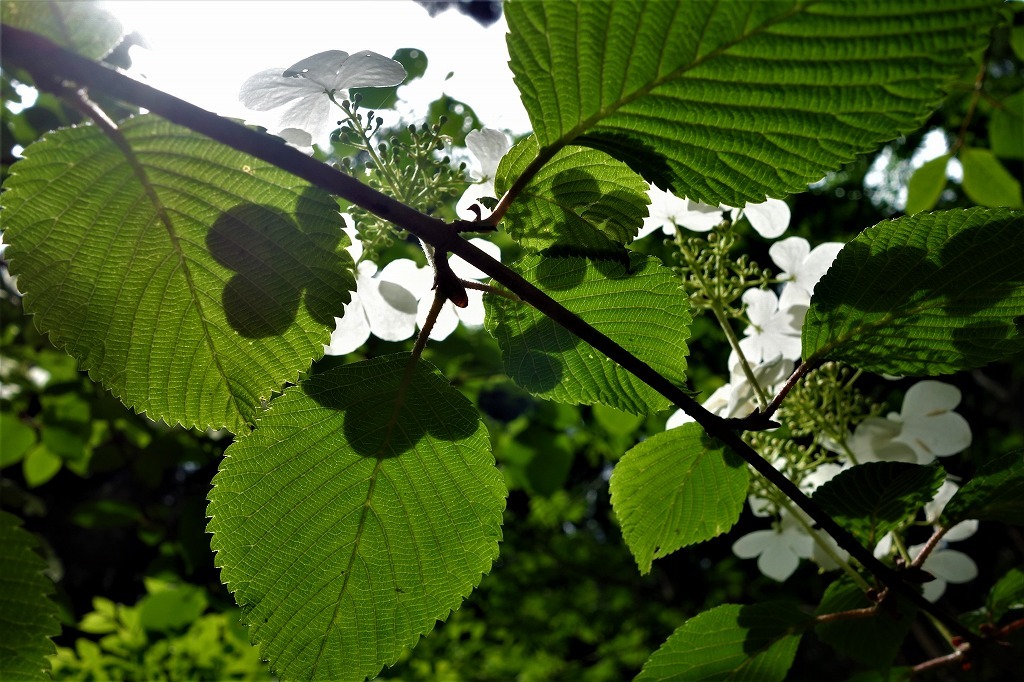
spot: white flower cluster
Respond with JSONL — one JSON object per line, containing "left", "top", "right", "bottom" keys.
{"left": 646, "top": 188, "right": 975, "bottom": 597}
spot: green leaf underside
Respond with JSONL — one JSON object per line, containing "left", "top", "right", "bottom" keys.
{"left": 207, "top": 355, "right": 506, "bottom": 682}
{"left": 942, "top": 449, "right": 1024, "bottom": 526}
{"left": 987, "top": 567, "right": 1024, "bottom": 622}
{"left": 960, "top": 147, "right": 1024, "bottom": 208}
{"left": 484, "top": 253, "right": 691, "bottom": 414}
{"left": 812, "top": 462, "right": 944, "bottom": 548}
{"left": 0, "top": 511, "right": 60, "bottom": 681}
{"left": 1, "top": 1, "right": 122, "bottom": 60}
{"left": 494, "top": 135, "right": 650, "bottom": 255}
{"left": 506, "top": 0, "right": 995, "bottom": 207}
{"left": 802, "top": 208, "right": 1024, "bottom": 376}
{"left": 904, "top": 154, "right": 949, "bottom": 215}
{"left": 636, "top": 603, "right": 808, "bottom": 682}
{"left": 609, "top": 423, "right": 748, "bottom": 573}
{"left": 1, "top": 115, "right": 354, "bottom": 431}
{"left": 814, "top": 577, "right": 917, "bottom": 669}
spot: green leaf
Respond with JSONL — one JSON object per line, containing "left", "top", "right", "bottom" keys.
{"left": 960, "top": 147, "right": 1024, "bottom": 208}
{"left": 609, "top": 424, "right": 748, "bottom": 574}
{"left": 207, "top": 355, "right": 506, "bottom": 681}
{"left": 814, "top": 577, "right": 917, "bottom": 669}
{"left": 905, "top": 154, "right": 950, "bottom": 215}
{"left": 990, "top": 91, "right": 1023, "bottom": 160}
{"left": 812, "top": 462, "right": 944, "bottom": 548}
{"left": 0, "top": 510, "right": 60, "bottom": 681}
{"left": 802, "top": 207, "right": 1024, "bottom": 376}
{"left": 138, "top": 584, "right": 209, "bottom": 633}
{"left": 988, "top": 566, "right": 1024, "bottom": 622}
{"left": 22, "top": 444, "right": 62, "bottom": 488}
{"left": 635, "top": 603, "right": 808, "bottom": 681}
{"left": 0, "top": 412, "right": 36, "bottom": 467}
{"left": 1, "top": 115, "right": 354, "bottom": 432}
{"left": 1012, "top": 25, "right": 1024, "bottom": 62}
{"left": 506, "top": 0, "right": 996, "bottom": 207}
{"left": 484, "top": 253, "right": 691, "bottom": 414}
{"left": 494, "top": 135, "right": 650, "bottom": 255}
{"left": 942, "top": 449, "right": 1024, "bottom": 526}
{"left": 1, "top": 0, "right": 122, "bottom": 60}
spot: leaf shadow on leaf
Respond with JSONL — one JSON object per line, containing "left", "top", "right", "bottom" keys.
{"left": 814, "top": 241, "right": 937, "bottom": 315}
{"left": 578, "top": 131, "right": 675, "bottom": 197}
{"left": 734, "top": 602, "right": 808, "bottom": 658}
{"left": 301, "top": 359, "right": 479, "bottom": 459}
{"left": 207, "top": 189, "right": 353, "bottom": 338}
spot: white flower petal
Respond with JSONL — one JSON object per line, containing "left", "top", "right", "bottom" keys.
{"left": 732, "top": 530, "right": 775, "bottom": 558}
{"left": 324, "top": 298, "right": 370, "bottom": 355}
{"left": 378, "top": 258, "right": 433, "bottom": 297}
{"left": 895, "top": 381, "right": 972, "bottom": 459}
{"left": 282, "top": 50, "right": 351, "bottom": 83}
{"left": 902, "top": 381, "right": 963, "bottom": 418}
{"left": 450, "top": 238, "right": 501, "bottom": 281}
{"left": 465, "top": 128, "right": 511, "bottom": 180}
{"left": 361, "top": 278, "right": 418, "bottom": 342}
{"left": 743, "top": 198, "right": 790, "bottom": 239}
{"left": 943, "top": 520, "right": 979, "bottom": 543}
{"left": 923, "top": 548, "right": 978, "bottom": 584}
{"left": 758, "top": 541, "right": 802, "bottom": 582}
{"left": 677, "top": 200, "right": 725, "bottom": 232}
{"left": 456, "top": 289, "right": 487, "bottom": 327}
{"left": 419, "top": 298, "right": 460, "bottom": 341}
{"left": 665, "top": 409, "right": 693, "bottom": 430}
{"left": 238, "top": 69, "right": 322, "bottom": 111}
{"left": 769, "top": 237, "right": 810, "bottom": 276}
{"left": 331, "top": 50, "right": 407, "bottom": 90}
{"left": 799, "top": 242, "right": 844, "bottom": 294}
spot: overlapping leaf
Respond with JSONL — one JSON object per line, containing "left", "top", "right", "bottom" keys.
{"left": 609, "top": 423, "right": 748, "bottom": 573}
{"left": 506, "top": 0, "right": 996, "bottom": 207}
{"left": 802, "top": 208, "right": 1024, "bottom": 376}
{"left": 1, "top": 0, "right": 122, "bottom": 60}
{"left": 636, "top": 603, "right": 808, "bottom": 681}
{"left": 484, "top": 253, "right": 691, "bottom": 414}
{"left": 942, "top": 449, "right": 1024, "bottom": 526}
{"left": 207, "top": 355, "right": 506, "bottom": 682}
{"left": 1, "top": 115, "right": 354, "bottom": 432}
{"left": 0, "top": 511, "right": 60, "bottom": 681}
{"left": 814, "top": 577, "right": 917, "bottom": 669}
{"left": 494, "top": 135, "right": 650, "bottom": 255}
{"left": 812, "top": 462, "right": 944, "bottom": 548}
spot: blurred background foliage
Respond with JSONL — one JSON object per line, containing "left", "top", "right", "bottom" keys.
{"left": 1, "top": 1, "right": 1022, "bottom": 680}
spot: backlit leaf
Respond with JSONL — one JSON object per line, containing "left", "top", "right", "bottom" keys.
{"left": 207, "top": 355, "right": 505, "bottom": 681}
{"left": 1, "top": 0, "right": 121, "bottom": 60}
{"left": 484, "top": 253, "right": 691, "bottom": 414}
{"left": 814, "top": 577, "right": 917, "bottom": 669}
{"left": 942, "top": 449, "right": 1024, "bottom": 526}
{"left": 960, "top": 147, "right": 1024, "bottom": 208}
{"left": 905, "top": 154, "right": 950, "bottom": 215}
{"left": 802, "top": 208, "right": 1024, "bottom": 375}
{"left": 636, "top": 603, "right": 808, "bottom": 681}
{"left": 506, "top": 0, "right": 996, "bottom": 207}
{"left": 609, "top": 423, "right": 748, "bottom": 573}
{"left": 1, "top": 116, "right": 354, "bottom": 432}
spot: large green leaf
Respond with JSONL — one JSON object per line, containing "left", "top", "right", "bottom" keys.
{"left": 506, "top": 0, "right": 996, "bottom": 207}
{"left": 802, "top": 208, "right": 1024, "bottom": 376}
{"left": 1, "top": 115, "right": 354, "bottom": 432}
{"left": 942, "top": 449, "right": 1024, "bottom": 526}
{"left": 811, "top": 462, "right": 944, "bottom": 548}
{"left": 1, "top": 1, "right": 122, "bottom": 60}
{"left": 484, "top": 253, "right": 691, "bottom": 414}
{"left": 814, "top": 577, "right": 917, "bottom": 669}
{"left": 494, "top": 135, "right": 650, "bottom": 255}
{"left": 635, "top": 603, "right": 808, "bottom": 681}
{"left": 610, "top": 424, "right": 747, "bottom": 573}
{"left": 207, "top": 355, "right": 506, "bottom": 681}
{"left": 0, "top": 510, "right": 60, "bottom": 681}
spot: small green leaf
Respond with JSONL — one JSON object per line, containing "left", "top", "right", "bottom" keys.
{"left": 636, "top": 603, "right": 808, "bottom": 682}
{"left": 592, "top": 404, "right": 644, "bottom": 436}
{"left": 814, "top": 577, "right": 917, "bottom": 669}
{"left": 1011, "top": 26, "right": 1024, "bottom": 62}
{"left": 506, "top": 0, "right": 996, "bottom": 207}
{"left": 484, "top": 253, "right": 691, "bottom": 414}
{"left": 208, "top": 355, "right": 506, "bottom": 681}
{"left": 1, "top": 115, "right": 355, "bottom": 432}
{"left": 0, "top": 412, "right": 36, "bottom": 467}
{"left": 22, "top": 445, "right": 62, "bottom": 488}
{"left": 1, "top": 0, "right": 122, "bottom": 60}
{"left": 803, "top": 208, "right": 1024, "bottom": 376}
{"left": 494, "top": 135, "right": 650, "bottom": 255}
{"left": 990, "top": 91, "right": 1023, "bottom": 160}
{"left": 610, "top": 424, "right": 747, "bottom": 573}
{"left": 942, "top": 449, "right": 1024, "bottom": 526}
{"left": 812, "top": 463, "right": 944, "bottom": 548}
{"left": 138, "top": 584, "right": 209, "bottom": 633}
{"left": 905, "top": 154, "right": 950, "bottom": 215}
{"left": 960, "top": 147, "right": 1024, "bottom": 208}
{"left": 0, "top": 510, "right": 60, "bottom": 681}
{"left": 988, "top": 566, "right": 1024, "bottom": 622}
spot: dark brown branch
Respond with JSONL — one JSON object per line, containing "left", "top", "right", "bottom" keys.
{"left": 0, "top": 25, "right": 979, "bottom": 646}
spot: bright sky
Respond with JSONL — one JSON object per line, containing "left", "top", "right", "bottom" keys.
{"left": 98, "top": 1, "right": 531, "bottom": 135}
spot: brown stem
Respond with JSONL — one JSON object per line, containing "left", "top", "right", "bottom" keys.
{"left": 0, "top": 25, "right": 979, "bottom": 647}
{"left": 911, "top": 526, "right": 949, "bottom": 569}
{"left": 812, "top": 604, "right": 879, "bottom": 625}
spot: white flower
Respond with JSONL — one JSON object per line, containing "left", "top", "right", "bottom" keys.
{"left": 239, "top": 50, "right": 407, "bottom": 146}
{"left": 324, "top": 259, "right": 419, "bottom": 355}
{"left": 415, "top": 238, "right": 502, "bottom": 340}
{"left": 635, "top": 188, "right": 791, "bottom": 240}
{"left": 910, "top": 542, "right": 978, "bottom": 602}
{"left": 925, "top": 480, "right": 978, "bottom": 542}
{"left": 768, "top": 236, "right": 844, "bottom": 305}
{"left": 732, "top": 510, "right": 814, "bottom": 582}
{"left": 456, "top": 128, "right": 511, "bottom": 219}
{"left": 890, "top": 381, "right": 972, "bottom": 465}
{"left": 666, "top": 354, "right": 793, "bottom": 428}
{"left": 846, "top": 417, "right": 918, "bottom": 464}
{"left": 738, "top": 286, "right": 807, "bottom": 364}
